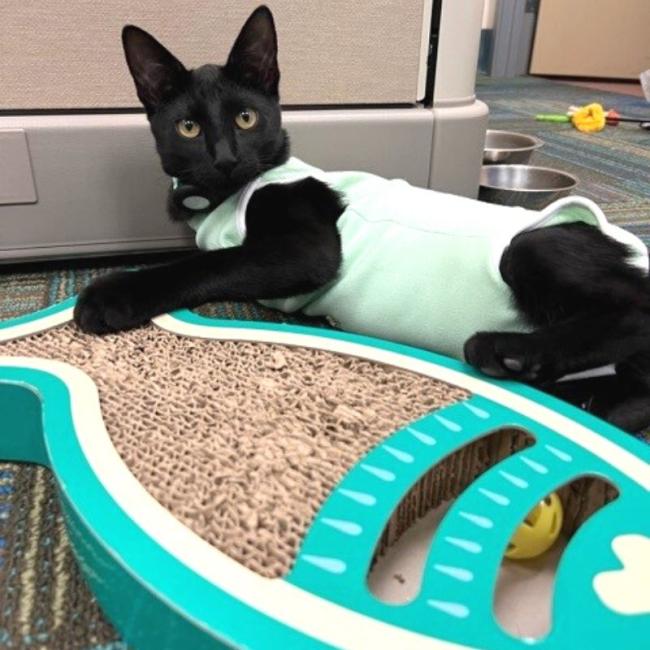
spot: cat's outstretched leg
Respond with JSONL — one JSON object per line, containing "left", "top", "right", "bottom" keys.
{"left": 464, "top": 221, "right": 650, "bottom": 432}
{"left": 465, "top": 221, "right": 650, "bottom": 382}
{"left": 464, "top": 310, "right": 650, "bottom": 382}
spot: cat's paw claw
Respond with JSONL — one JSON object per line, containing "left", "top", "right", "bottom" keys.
{"left": 503, "top": 357, "right": 524, "bottom": 372}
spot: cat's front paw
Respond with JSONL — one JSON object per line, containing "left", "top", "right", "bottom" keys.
{"left": 74, "top": 272, "right": 152, "bottom": 335}
{"left": 464, "top": 331, "right": 556, "bottom": 382}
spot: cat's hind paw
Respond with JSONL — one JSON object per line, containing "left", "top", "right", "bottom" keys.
{"left": 463, "top": 331, "right": 553, "bottom": 382}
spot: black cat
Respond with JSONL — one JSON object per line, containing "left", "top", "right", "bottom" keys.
{"left": 74, "top": 6, "right": 650, "bottom": 433}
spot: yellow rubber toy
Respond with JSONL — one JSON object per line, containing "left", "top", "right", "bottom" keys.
{"left": 505, "top": 493, "right": 563, "bottom": 560}
{"left": 571, "top": 102, "right": 606, "bottom": 133}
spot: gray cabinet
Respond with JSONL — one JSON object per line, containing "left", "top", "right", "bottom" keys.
{"left": 0, "top": 0, "right": 488, "bottom": 261}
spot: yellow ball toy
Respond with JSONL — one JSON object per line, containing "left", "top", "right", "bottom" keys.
{"left": 505, "top": 493, "right": 563, "bottom": 560}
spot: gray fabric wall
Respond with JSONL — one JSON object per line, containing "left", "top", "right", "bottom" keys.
{"left": 1, "top": 0, "right": 428, "bottom": 109}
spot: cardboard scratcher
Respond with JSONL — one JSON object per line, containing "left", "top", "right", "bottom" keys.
{"left": 1, "top": 299, "right": 650, "bottom": 650}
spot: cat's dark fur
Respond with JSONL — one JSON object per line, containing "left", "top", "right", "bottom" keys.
{"left": 74, "top": 5, "right": 650, "bottom": 432}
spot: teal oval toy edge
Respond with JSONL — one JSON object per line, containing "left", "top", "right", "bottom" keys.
{"left": 0, "top": 300, "right": 649, "bottom": 650}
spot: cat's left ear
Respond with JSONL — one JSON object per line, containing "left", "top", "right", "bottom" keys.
{"left": 225, "top": 6, "right": 280, "bottom": 97}
{"left": 122, "top": 25, "right": 189, "bottom": 111}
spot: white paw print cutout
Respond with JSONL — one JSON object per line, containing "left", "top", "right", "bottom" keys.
{"left": 594, "top": 534, "right": 650, "bottom": 615}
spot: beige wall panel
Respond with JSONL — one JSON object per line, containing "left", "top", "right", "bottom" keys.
{"left": 0, "top": 0, "right": 427, "bottom": 109}
{"left": 530, "top": 0, "right": 650, "bottom": 79}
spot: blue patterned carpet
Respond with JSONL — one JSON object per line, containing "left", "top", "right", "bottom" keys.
{"left": 477, "top": 75, "right": 650, "bottom": 243}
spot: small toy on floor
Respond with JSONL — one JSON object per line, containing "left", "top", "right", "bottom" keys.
{"left": 536, "top": 103, "right": 650, "bottom": 132}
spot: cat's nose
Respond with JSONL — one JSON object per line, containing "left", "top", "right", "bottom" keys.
{"left": 212, "top": 141, "right": 237, "bottom": 174}
{"left": 213, "top": 159, "right": 236, "bottom": 175}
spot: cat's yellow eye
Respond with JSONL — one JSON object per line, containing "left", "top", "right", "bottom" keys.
{"left": 176, "top": 119, "right": 202, "bottom": 139}
{"left": 235, "top": 109, "right": 259, "bottom": 130}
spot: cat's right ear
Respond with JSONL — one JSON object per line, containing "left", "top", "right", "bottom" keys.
{"left": 225, "top": 6, "right": 279, "bottom": 96}
{"left": 122, "top": 25, "right": 188, "bottom": 111}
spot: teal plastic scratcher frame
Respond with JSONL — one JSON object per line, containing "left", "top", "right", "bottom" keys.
{"left": 1, "top": 299, "right": 649, "bottom": 649}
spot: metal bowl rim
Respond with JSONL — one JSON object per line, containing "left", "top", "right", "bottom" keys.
{"left": 483, "top": 130, "right": 544, "bottom": 154}
{"left": 480, "top": 164, "right": 579, "bottom": 193}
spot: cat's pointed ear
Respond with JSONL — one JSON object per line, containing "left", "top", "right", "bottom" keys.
{"left": 122, "top": 25, "right": 188, "bottom": 111}
{"left": 225, "top": 6, "right": 280, "bottom": 96}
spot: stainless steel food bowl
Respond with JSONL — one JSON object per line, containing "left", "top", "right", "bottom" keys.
{"left": 479, "top": 165, "right": 578, "bottom": 209}
{"left": 483, "top": 130, "right": 543, "bottom": 164}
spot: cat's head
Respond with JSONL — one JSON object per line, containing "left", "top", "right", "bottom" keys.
{"left": 122, "top": 6, "right": 289, "bottom": 212}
